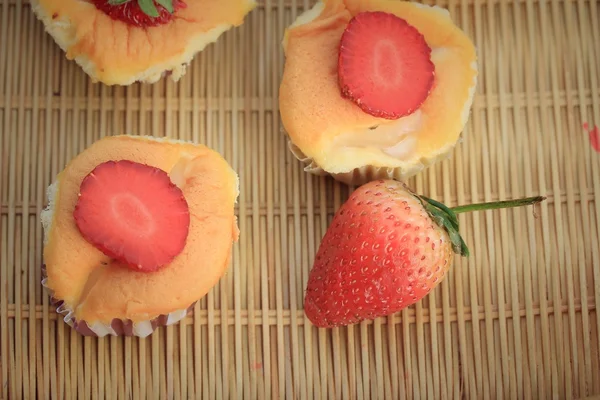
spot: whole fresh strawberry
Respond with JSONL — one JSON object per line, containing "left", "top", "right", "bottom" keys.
{"left": 304, "top": 180, "right": 544, "bottom": 328}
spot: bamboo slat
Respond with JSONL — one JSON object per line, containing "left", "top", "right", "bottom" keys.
{"left": 1, "top": 0, "right": 599, "bottom": 398}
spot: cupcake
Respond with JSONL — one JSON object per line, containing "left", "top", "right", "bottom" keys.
{"left": 31, "top": 0, "right": 256, "bottom": 85}
{"left": 279, "top": 0, "right": 478, "bottom": 185}
{"left": 41, "top": 135, "right": 239, "bottom": 337}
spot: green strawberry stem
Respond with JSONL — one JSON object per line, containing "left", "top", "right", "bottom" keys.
{"left": 449, "top": 196, "right": 546, "bottom": 214}
{"left": 418, "top": 195, "right": 546, "bottom": 258}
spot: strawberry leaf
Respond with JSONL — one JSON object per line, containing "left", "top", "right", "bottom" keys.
{"left": 420, "top": 196, "right": 459, "bottom": 230}
{"left": 137, "top": 0, "right": 159, "bottom": 17}
{"left": 155, "top": 0, "right": 174, "bottom": 13}
{"left": 108, "top": 0, "right": 131, "bottom": 4}
{"left": 419, "top": 196, "right": 469, "bottom": 257}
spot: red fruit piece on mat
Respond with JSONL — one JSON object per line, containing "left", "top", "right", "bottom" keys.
{"left": 74, "top": 160, "right": 190, "bottom": 272}
{"left": 583, "top": 123, "right": 600, "bottom": 153}
{"left": 338, "top": 11, "right": 435, "bottom": 120}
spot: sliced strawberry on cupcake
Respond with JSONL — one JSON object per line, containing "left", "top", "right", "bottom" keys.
{"left": 31, "top": 0, "right": 256, "bottom": 85}
{"left": 41, "top": 135, "right": 239, "bottom": 337}
{"left": 90, "top": 0, "right": 187, "bottom": 28}
{"left": 338, "top": 11, "right": 436, "bottom": 119}
{"left": 279, "top": 0, "right": 478, "bottom": 185}
{"left": 74, "top": 160, "right": 191, "bottom": 272}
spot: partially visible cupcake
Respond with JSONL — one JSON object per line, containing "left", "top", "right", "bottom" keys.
{"left": 41, "top": 135, "right": 239, "bottom": 337}
{"left": 31, "top": 0, "right": 256, "bottom": 85}
{"left": 279, "top": 0, "right": 478, "bottom": 185}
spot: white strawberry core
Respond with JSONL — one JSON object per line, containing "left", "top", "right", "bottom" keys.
{"left": 373, "top": 40, "right": 403, "bottom": 85}
{"left": 111, "top": 192, "right": 156, "bottom": 236}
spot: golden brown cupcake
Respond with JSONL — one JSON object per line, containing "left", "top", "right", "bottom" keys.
{"left": 31, "top": 0, "right": 256, "bottom": 85}
{"left": 41, "top": 135, "right": 239, "bottom": 337}
{"left": 279, "top": 0, "right": 478, "bottom": 185}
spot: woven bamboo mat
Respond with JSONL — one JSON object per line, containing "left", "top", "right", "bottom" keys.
{"left": 1, "top": 0, "right": 599, "bottom": 398}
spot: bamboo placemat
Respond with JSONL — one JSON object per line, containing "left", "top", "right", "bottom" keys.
{"left": 1, "top": 0, "right": 599, "bottom": 398}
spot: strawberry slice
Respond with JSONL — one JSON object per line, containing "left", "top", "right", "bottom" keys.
{"left": 338, "top": 11, "right": 435, "bottom": 120}
{"left": 91, "top": 0, "right": 186, "bottom": 28}
{"left": 73, "top": 160, "right": 190, "bottom": 272}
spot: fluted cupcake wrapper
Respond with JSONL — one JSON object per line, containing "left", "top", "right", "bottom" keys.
{"left": 41, "top": 264, "right": 194, "bottom": 338}
{"left": 287, "top": 140, "right": 453, "bottom": 186}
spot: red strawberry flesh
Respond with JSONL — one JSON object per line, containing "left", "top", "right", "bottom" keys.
{"left": 73, "top": 160, "right": 190, "bottom": 272}
{"left": 91, "top": 0, "right": 186, "bottom": 28}
{"left": 338, "top": 11, "right": 435, "bottom": 119}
